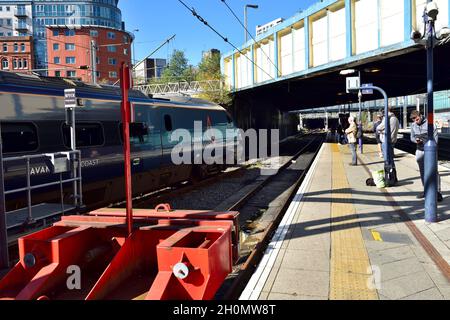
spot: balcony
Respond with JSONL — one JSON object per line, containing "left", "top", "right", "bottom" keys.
{"left": 14, "top": 23, "right": 29, "bottom": 32}
{"left": 14, "top": 8, "right": 28, "bottom": 17}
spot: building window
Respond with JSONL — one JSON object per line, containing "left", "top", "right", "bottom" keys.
{"left": 66, "top": 70, "right": 76, "bottom": 77}
{"left": 20, "top": 43, "right": 25, "bottom": 52}
{"left": 66, "top": 57, "right": 76, "bottom": 64}
{"left": 1, "top": 59, "right": 8, "bottom": 70}
{"left": 64, "top": 29, "right": 75, "bottom": 37}
{"left": 108, "top": 58, "right": 116, "bottom": 65}
{"left": 124, "top": 48, "right": 128, "bottom": 55}
{"left": 123, "top": 35, "right": 129, "bottom": 44}
{"left": 65, "top": 43, "right": 75, "bottom": 51}
{"left": 55, "top": 71, "right": 61, "bottom": 77}
{"left": 6, "top": 19, "right": 11, "bottom": 26}
{"left": 90, "top": 30, "right": 98, "bottom": 37}
{"left": 13, "top": 59, "right": 17, "bottom": 69}
{"left": 107, "top": 32, "right": 116, "bottom": 39}
{"left": 23, "top": 59, "right": 27, "bottom": 69}
{"left": 53, "top": 30, "right": 59, "bottom": 37}
{"left": 54, "top": 57, "right": 60, "bottom": 64}
{"left": 96, "top": 57, "right": 100, "bottom": 64}
{"left": 0, "top": 122, "right": 39, "bottom": 154}
{"left": 2, "top": 43, "right": 7, "bottom": 52}
{"left": 6, "top": 6, "right": 10, "bottom": 12}
{"left": 18, "top": 59, "right": 23, "bottom": 69}
{"left": 13, "top": 43, "right": 18, "bottom": 52}
{"left": 109, "top": 71, "right": 117, "bottom": 78}
{"left": 107, "top": 45, "right": 116, "bottom": 53}
{"left": 53, "top": 43, "right": 59, "bottom": 51}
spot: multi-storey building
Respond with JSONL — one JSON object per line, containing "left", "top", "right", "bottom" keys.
{"left": 134, "top": 58, "right": 167, "bottom": 84}
{"left": 33, "top": 0, "right": 124, "bottom": 71}
{"left": 46, "top": 25, "right": 131, "bottom": 84}
{"left": 0, "top": 35, "right": 33, "bottom": 72}
{"left": 0, "top": 1, "right": 33, "bottom": 37}
{"left": 0, "top": 0, "right": 128, "bottom": 73}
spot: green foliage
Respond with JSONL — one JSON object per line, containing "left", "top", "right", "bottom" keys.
{"left": 161, "top": 49, "right": 198, "bottom": 82}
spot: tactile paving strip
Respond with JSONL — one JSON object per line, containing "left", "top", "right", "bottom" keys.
{"left": 329, "top": 144, "right": 379, "bottom": 300}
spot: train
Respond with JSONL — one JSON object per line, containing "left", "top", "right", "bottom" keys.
{"left": 0, "top": 71, "right": 239, "bottom": 212}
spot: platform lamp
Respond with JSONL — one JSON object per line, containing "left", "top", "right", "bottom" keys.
{"left": 339, "top": 68, "right": 364, "bottom": 154}
{"left": 244, "top": 4, "right": 259, "bottom": 43}
{"left": 410, "top": 1, "right": 450, "bottom": 222}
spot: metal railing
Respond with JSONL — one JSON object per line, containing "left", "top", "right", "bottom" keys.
{"left": 3, "top": 150, "right": 82, "bottom": 226}
{"left": 135, "top": 80, "right": 222, "bottom": 96}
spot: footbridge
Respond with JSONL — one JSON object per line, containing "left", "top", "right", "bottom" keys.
{"left": 222, "top": 0, "right": 450, "bottom": 134}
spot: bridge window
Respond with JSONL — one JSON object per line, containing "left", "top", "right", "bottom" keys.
{"left": 380, "top": 0, "right": 404, "bottom": 47}
{"left": 62, "top": 123, "right": 105, "bottom": 148}
{"left": 355, "top": 0, "right": 379, "bottom": 54}
{"left": 1, "top": 122, "right": 39, "bottom": 154}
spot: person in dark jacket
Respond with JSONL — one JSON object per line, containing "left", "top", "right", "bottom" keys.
{"left": 410, "top": 110, "right": 443, "bottom": 201}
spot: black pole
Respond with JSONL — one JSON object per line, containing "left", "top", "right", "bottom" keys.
{"left": 0, "top": 123, "right": 9, "bottom": 269}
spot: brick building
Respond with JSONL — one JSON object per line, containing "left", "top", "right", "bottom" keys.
{"left": 0, "top": 35, "right": 33, "bottom": 72}
{"left": 46, "top": 26, "right": 132, "bottom": 84}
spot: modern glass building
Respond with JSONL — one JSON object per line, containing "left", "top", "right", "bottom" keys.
{"left": 0, "top": 0, "right": 125, "bottom": 71}
{"left": 32, "top": 0, "right": 124, "bottom": 70}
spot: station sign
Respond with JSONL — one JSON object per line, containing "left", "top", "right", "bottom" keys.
{"left": 362, "top": 83, "right": 374, "bottom": 95}
{"left": 346, "top": 77, "right": 360, "bottom": 93}
{"left": 64, "top": 89, "right": 77, "bottom": 108}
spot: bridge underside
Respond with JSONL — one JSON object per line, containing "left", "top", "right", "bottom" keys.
{"left": 230, "top": 44, "right": 450, "bottom": 135}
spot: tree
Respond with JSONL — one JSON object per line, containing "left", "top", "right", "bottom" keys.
{"left": 161, "top": 49, "right": 197, "bottom": 82}
{"left": 198, "top": 52, "right": 221, "bottom": 80}
{"left": 197, "top": 51, "right": 232, "bottom": 108}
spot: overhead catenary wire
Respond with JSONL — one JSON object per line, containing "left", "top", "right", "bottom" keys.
{"left": 176, "top": 0, "right": 275, "bottom": 81}
{"left": 219, "top": 0, "right": 281, "bottom": 77}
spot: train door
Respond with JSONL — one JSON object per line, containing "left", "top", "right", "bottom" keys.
{"left": 159, "top": 107, "right": 194, "bottom": 186}
{"left": 126, "top": 104, "right": 162, "bottom": 195}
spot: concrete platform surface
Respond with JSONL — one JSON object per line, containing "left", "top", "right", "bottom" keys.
{"left": 240, "top": 143, "right": 450, "bottom": 300}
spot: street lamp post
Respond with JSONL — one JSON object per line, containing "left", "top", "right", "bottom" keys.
{"left": 132, "top": 29, "right": 139, "bottom": 67}
{"left": 424, "top": 0, "right": 438, "bottom": 223}
{"left": 244, "top": 4, "right": 258, "bottom": 43}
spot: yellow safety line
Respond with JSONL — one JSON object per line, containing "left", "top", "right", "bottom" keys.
{"left": 371, "top": 230, "right": 383, "bottom": 242}
{"left": 329, "top": 144, "right": 379, "bottom": 300}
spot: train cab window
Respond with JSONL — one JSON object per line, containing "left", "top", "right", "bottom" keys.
{"left": 164, "top": 115, "right": 173, "bottom": 132}
{"left": 62, "top": 123, "right": 104, "bottom": 148}
{"left": 1, "top": 122, "right": 38, "bottom": 154}
{"left": 119, "top": 122, "right": 149, "bottom": 145}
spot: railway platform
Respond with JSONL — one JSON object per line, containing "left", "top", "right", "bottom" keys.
{"left": 240, "top": 143, "right": 450, "bottom": 300}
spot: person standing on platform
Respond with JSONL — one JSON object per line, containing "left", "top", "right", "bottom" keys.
{"left": 345, "top": 116, "right": 358, "bottom": 166}
{"left": 410, "top": 110, "right": 443, "bottom": 202}
{"left": 373, "top": 114, "right": 383, "bottom": 158}
{"left": 377, "top": 107, "right": 400, "bottom": 161}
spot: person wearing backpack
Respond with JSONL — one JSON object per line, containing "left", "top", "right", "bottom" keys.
{"left": 345, "top": 116, "right": 358, "bottom": 166}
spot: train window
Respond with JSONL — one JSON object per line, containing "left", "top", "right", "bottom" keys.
{"left": 119, "top": 123, "right": 149, "bottom": 145}
{"left": 1, "top": 122, "right": 38, "bottom": 153}
{"left": 164, "top": 115, "right": 173, "bottom": 132}
{"left": 62, "top": 123, "right": 104, "bottom": 148}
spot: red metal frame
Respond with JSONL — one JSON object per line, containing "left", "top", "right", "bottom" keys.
{"left": 120, "top": 62, "right": 133, "bottom": 236}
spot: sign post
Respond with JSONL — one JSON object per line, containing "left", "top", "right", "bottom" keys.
{"left": 64, "top": 88, "right": 80, "bottom": 208}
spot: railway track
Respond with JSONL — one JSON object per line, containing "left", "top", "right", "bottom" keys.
{"left": 216, "top": 134, "right": 325, "bottom": 300}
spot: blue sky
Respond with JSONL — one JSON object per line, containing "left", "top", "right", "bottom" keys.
{"left": 120, "top": 0, "right": 318, "bottom": 66}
